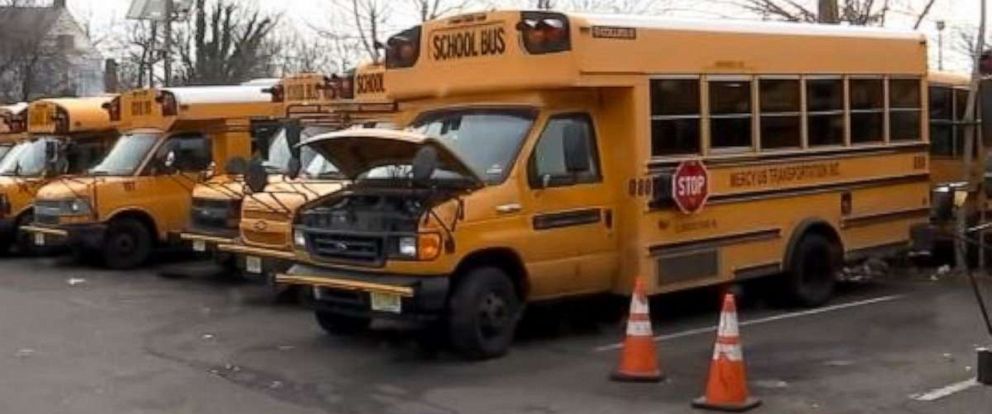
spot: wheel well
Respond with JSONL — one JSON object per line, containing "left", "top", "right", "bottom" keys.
{"left": 784, "top": 219, "right": 843, "bottom": 271}
{"left": 109, "top": 210, "right": 159, "bottom": 242}
{"left": 452, "top": 248, "right": 529, "bottom": 300}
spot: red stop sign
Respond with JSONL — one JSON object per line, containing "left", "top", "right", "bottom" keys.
{"left": 672, "top": 160, "right": 710, "bottom": 214}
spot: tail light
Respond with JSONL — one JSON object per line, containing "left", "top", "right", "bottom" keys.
{"left": 516, "top": 11, "right": 571, "bottom": 55}
{"left": 385, "top": 26, "right": 422, "bottom": 69}
{"left": 157, "top": 91, "right": 178, "bottom": 116}
{"left": 102, "top": 97, "right": 121, "bottom": 122}
{"left": 52, "top": 107, "right": 70, "bottom": 133}
{"left": 264, "top": 84, "right": 285, "bottom": 103}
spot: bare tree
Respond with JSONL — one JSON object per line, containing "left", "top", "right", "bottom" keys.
{"left": 173, "top": 0, "right": 279, "bottom": 85}
{"left": 409, "top": 0, "right": 469, "bottom": 22}
{"left": 736, "top": 0, "right": 937, "bottom": 27}
{"left": 0, "top": 8, "right": 72, "bottom": 101}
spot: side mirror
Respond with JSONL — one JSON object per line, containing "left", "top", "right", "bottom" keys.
{"left": 225, "top": 156, "right": 248, "bottom": 176}
{"left": 562, "top": 123, "right": 591, "bottom": 173}
{"left": 161, "top": 150, "right": 178, "bottom": 174}
{"left": 411, "top": 146, "right": 438, "bottom": 187}
{"left": 245, "top": 158, "right": 268, "bottom": 193}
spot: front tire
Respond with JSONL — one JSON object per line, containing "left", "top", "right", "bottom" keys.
{"left": 314, "top": 310, "right": 370, "bottom": 335}
{"left": 447, "top": 267, "right": 522, "bottom": 360}
{"left": 102, "top": 218, "right": 152, "bottom": 270}
{"left": 784, "top": 234, "right": 839, "bottom": 307}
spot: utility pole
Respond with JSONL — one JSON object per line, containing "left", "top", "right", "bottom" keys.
{"left": 958, "top": 0, "right": 987, "bottom": 272}
{"left": 818, "top": 0, "right": 839, "bottom": 24}
{"left": 148, "top": 21, "right": 158, "bottom": 88}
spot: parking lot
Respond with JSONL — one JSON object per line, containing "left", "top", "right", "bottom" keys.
{"left": 0, "top": 255, "right": 988, "bottom": 414}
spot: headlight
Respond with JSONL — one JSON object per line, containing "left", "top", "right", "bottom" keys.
{"left": 293, "top": 229, "right": 307, "bottom": 248}
{"left": 398, "top": 236, "right": 417, "bottom": 257}
{"left": 65, "top": 198, "right": 92, "bottom": 215}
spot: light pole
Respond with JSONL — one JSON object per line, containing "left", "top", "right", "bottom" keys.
{"left": 937, "top": 20, "right": 946, "bottom": 71}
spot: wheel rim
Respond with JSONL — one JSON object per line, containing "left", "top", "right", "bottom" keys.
{"left": 113, "top": 232, "right": 137, "bottom": 256}
{"left": 477, "top": 291, "right": 510, "bottom": 338}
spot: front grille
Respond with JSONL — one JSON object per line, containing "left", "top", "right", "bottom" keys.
{"left": 189, "top": 198, "right": 241, "bottom": 237}
{"left": 241, "top": 229, "right": 288, "bottom": 248}
{"left": 306, "top": 231, "right": 383, "bottom": 265}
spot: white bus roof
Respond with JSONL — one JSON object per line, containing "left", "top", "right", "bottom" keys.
{"left": 162, "top": 85, "right": 272, "bottom": 105}
{"left": 574, "top": 13, "right": 924, "bottom": 41}
{"left": 0, "top": 102, "right": 28, "bottom": 115}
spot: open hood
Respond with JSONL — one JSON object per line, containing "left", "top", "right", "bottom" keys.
{"left": 300, "top": 128, "right": 484, "bottom": 189}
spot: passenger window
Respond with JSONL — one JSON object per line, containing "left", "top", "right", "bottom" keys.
{"left": 806, "top": 78, "right": 845, "bottom": 146}
{"left": 759, "top": 79, "right": 801, "bottom": 149}
{"left": 889, "top": 78, "right": 922, "bottom": 141}
{"left": 929, "top": 86, "right": 954, "bottom": 156}
{"left": 709, "top": 79, "right": 752, "bottom": 150}
{"left": 529, "top": 114, "right": 601, "bottom": 188}
{"left": 954, "top": 88, "right": 979, "bottom": 155}
{"left": 650, "top": 79, "right": 700, "bottom": 156}
{"left": 65, "top": 136, "right": 114, "bottom": 174}
{"left": 850, "top": 78, "right": 884, "bottom": 144}
{"left": 161, "top": 133, "right": 211, "bottom": 172}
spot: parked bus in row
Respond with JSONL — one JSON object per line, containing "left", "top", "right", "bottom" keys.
{"left": 217, "top": 64, "right": 398, "bottom": 293}
{"left": 1, "top": 97, "right": 118, "bottom": 254}
{"left": 275, "top": 11, "right": 931, "bottom": 358}
{"left": 0, "top": 103, "right": 27, "bottom": 163}
{"left": 22, "top": 85, "right": 281, "bottom": 269}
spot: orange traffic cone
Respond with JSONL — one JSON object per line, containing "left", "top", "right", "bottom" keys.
{"left": 692, "top": 293, "right": 761, "bottom": 412}
{"left": 611, "top": 277, "right": 663, "bottom": 382}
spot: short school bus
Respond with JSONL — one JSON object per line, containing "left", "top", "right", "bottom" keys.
{"left": 218, "top": 63, "right": 398, "bottom": 282}
{"left": 277, "top": 11, "right": 930, "bottom": 358}
{"left": 23, "top": 85, "right": 281, "bottom": 269}
{"left": 2, "top": 97, "right": 118, "bottom": 254}
{"left": 0, "top": 103, "right": 28, "bottom": 160}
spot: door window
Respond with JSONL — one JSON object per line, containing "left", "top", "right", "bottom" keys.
{"left": 157, "top": 133, "right": 211, "bottom": 173}
{"left": 529, "top": 114, "right": 601, "bottom": 188}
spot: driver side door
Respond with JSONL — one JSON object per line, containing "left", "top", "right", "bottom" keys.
{"left": 136, "top": 133, "right": 211, "bottom": 237}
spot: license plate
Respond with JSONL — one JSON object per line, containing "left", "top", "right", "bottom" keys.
{"left": 370, "top": 292, "right": 402, "bottom": 314}
{"left": 34, "top": 233, "right": 45, "bottom": 246}
{"left": 245, "top": 256, "right": 262, "bottom": 274}
{"left": 192, "top": 239, "right": 206, "bottom": 252}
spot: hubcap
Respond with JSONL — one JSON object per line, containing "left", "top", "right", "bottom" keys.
{"left": 478, "top": 292, "right": 509, "bottom": 337}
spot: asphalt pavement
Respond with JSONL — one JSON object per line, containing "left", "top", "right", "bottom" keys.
{"left": 0, "top": 255, "right": 989, "bottom": 414}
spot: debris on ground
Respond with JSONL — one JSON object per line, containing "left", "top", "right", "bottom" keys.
{"left": 14, "top": 348, "right": 35, "bottom": 358}
{"left": 753, "top": 379, "right": 789, "bottom": 389}
{"left": 276, "top": 345, "right": 295, "bottom": 351}
{"left": 841, "top": 258, "right": 890, "bottom": 282}
{"left": 66, "top": 278, "right": 86, "bottom": 286}
{"left": 201, "top": 334, "right": 215, "bottom": 340}
{"left": 931, "top": 265, "right": 952, "bottom": 281}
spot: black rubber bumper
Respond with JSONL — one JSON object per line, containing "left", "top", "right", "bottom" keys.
{"left": 62, "top": 223, "right": 109, "bottom": 250}
{"left": 0, "top": 218, "right": 15, "bottom": 242}
{"left": 286, "top": 263, "right": 450, "bottom": 321}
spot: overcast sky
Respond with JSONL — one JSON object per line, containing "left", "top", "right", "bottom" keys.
{"left": 59, "top": 0, "right": 992, "bottom": 72}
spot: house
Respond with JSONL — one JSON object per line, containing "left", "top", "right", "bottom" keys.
{"left": 0, "top": 0, "right": 105, "bottom": 103}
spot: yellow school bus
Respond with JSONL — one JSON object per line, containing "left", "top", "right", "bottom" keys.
{"left": 23, "top": 85, "right": 281, "bottom": 269}
{"left": 0, "top": 103, "right": 28, "bottom": 161}
{"left": 0, "top": 97, "right": 118, "bottom": 254}
{"left": 277, "top": 11, "right": 930, "bottom": 358}
{"left": 217, "top": 64, "right": 398, "bottom": 287}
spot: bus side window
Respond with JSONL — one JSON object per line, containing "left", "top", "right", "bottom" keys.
{"left": 759, "top": 78, "right": 801, "bottom": 150}
{"left": 709, "top": 78, "right": 753, "bottom": 150}
{"left": 650, "top": 79, "right": 701, "bottom": 156}
{"left": 807, "top": 78, "right": 845, "bottom": 147}
{"left": 890, "top": 78, "right": 923, "bottom": 141}
{"left": 850, "top": 78, "right": 885, "bottom": 144}
{"left": 529, "top": 114, "right": 601, "bottom": 188}
{"left": 930, "top": 86, "right": 954, "bottom": 156}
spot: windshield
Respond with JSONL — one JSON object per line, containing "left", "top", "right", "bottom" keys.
{"left": 0, "top": 138, "right": 53, "bottom": 177}
{"left": 0, "top": 144, "right": 12, "bottom": 163}
{"left": 89, "top": 133, "right": 161, "bottom": 176}
{"left": 264, "top": 127, "right": 334, "bottom": 174}
{"left": 409, "top": 108, "right": 535, "bottom": 184}
{"left": 304, "top": 154, "right": 341, "bottom": 179}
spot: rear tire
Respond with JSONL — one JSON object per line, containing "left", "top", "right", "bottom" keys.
{"left": 783, "top": 234, "right": 839, "bottom": 307}
{"left": 314, "top": 310, "right": 370, "bottom": 335}
{"left": 102, "top": 218, "right": 153, "bottom": 270}
{"left": 447, "top": 267, "right": 522, "bottom": 360}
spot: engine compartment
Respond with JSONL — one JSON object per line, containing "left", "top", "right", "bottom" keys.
{"left": 298, "top": 190, "right": 432, "bottom": 233}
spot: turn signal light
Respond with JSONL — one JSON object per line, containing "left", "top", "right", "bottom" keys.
{"left": 418, "top": 233, "right": 442, "bottom": 261}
